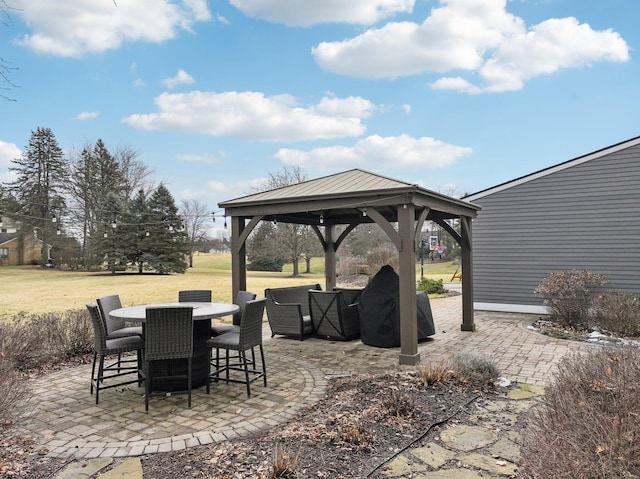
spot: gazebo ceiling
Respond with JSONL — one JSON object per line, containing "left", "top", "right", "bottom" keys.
{"left": 219, "top": 169, "right": 480, "bottom": 224}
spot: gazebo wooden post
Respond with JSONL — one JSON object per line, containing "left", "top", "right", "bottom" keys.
{"left": 460, "top": 216, "right": 475, "bottom": 331}
{"left": 230, "top": 215, "right": 247, "bottom": 301}
{"left": 397, "top": 203, "right": 419, "bottom": 365}
{"left": 324, "top": 220, "right": 337, "bottom": 291}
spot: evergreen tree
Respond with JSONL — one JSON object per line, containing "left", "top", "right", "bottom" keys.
{"left": 144, "top": 184, "right": 188, "bottom": 274}
{"left": 247, "top": 221, "right": 287, "bottom": 271}
{"left": 7, "top": 127, "right": 67, "bottom": 264}
{"left": 124, "top": 189, "right": 153, "bottom": 273}
{"left": 93, "top": 193, "right": 128, "bottom": 274}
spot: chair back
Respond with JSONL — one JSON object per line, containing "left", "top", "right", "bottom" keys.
{"left": 333, "top": 287, "right": 362, "bottom": 306}
{"left": 309, "top": 290, "right": 343, "bottom": 337}
{"left": 97, "top": 294, "right": 124, "bottom": 336}
{"left": 233, "top": 291, "right": 257, "bottom": 325}
{"left": 239, "top": 298, "right": 266, "bottom": 349}
{"left": 145, "top": 307, "right": 194, "bottom": 361}
{"left": 87, "top": 303, "right": 108, "bottom": 353}
{"left": 178, "top": 290, "right": 212, "bottom": 303}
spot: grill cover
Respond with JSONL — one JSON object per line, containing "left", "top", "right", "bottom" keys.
{"left": 358, "top": 265, "right": 435, "bottom": 348}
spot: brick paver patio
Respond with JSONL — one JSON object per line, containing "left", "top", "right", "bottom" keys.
{"left": 14, "top": 295, "right": 593, "bottom": 460}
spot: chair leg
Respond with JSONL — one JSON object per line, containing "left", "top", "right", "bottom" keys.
{"left": 187, "top": 357, "right": 192, "bottom": 408}
{"left": 145, "top": 360, "right": 151, "bottom": 412}
{"left": 225, "top": 349, "right": 230, "bottom": 384}
{"left": 206, "top": 347, "right": 211, "bottom": 394}
{"left": 96, "top": 356, "right": 105, "bottom": 405}
{"left": 259, "top": 344, "right": 267, "bottom": 387}
{"left": 91, "top": 351, "right": 97, "bottom": 394}
{"left": 242, "top": 350, "right": 251, "bottom": 398}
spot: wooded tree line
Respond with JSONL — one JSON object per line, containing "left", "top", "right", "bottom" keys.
{"left": 0, "top": 127, "right": 191, "bottom": 273}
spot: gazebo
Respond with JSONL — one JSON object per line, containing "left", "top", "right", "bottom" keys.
{"left": 219, "top": 169, "right": 480, "bottom": 365}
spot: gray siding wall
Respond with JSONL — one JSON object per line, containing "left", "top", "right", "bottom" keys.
{"left": 470, "top": 143, "right": 640, "bottom": 307}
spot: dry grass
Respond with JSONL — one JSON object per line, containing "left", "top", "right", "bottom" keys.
{"left": 2, "top": 254, "right": 459, "bottom": 318}
{"left": 1, "top": 253, "right": 325, "bottom": 317}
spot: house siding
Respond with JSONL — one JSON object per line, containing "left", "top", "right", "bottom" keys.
{"left": 467, "top": 141, "right": 640, "bottom": 309}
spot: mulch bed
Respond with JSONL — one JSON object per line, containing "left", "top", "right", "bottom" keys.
{"left": 2, "top": 372, "right": 502, "bottom": 479}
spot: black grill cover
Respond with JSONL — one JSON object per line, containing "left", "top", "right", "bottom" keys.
{"left": 358, "top": 265, "right": 435, "bottom": 348}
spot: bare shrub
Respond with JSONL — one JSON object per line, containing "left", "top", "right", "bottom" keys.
{"left": 365, "top": 247, "right": 399, "bottom": 276}
{"left": 450, "top": 352, "right": 500, "bottom": 387}
{"left": 338, "top": 420, "right": 372, "bottom": 448}
{"left": 594, "top": 290, "right": 640, "bottom": 337}
{"left": 0, "top": 359, "right": 29, "bottom": 428}
{"left": 382, "top": 388, "right": 416, "bottom": 417}
{"left": 336, "top": 255, "right": 365, "bottom": 277}
{"left": 520, "top": 347, "right": 640, "bottom": 478}
{"left": 534, "top": 269, "right": 610, "bottom": 329}
{"left": 416, "top": 359, "right": 453, "bottom": 385}
{"left": 0, "top": 309, "right": 93, "bottom": 372}
{"left": 270, "top": 444, "right": 299, "bottom": 478}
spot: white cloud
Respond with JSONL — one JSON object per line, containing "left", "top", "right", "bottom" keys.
{"left": 133, "top": 78, "right": 146, "bottom": 88}
{"left": 122, "top": 91, "right": 375, "bottom": 141}
{"left": 401, "top": 104, "right": 411, "bottom": 114}
{"left": 230, "top": 0, "right": 414, "bottom": 26}
{"left": 312, "top": 0, "right": 629, "bottom": 92}
{"left": 275, "top": 134, "right": 472, "bottom": 170}
{"left": 15, "top": 0, "right": 212, "bottom": 57}
{"left": 0, "top": 141, "right": 21, "bottom": 167}
{"left": 216, "top": 14, "right": 230, "bottom": 24}
{"left": 162, "top": 70, "right": 195, "bottom": 89}
{"left": 74, "top": 111, "right": 100, "bottom": 120}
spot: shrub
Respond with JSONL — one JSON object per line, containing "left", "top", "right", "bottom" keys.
{"left": 416, "top": 359, "right": 454, "bottom": 385}
{"left": 270, "top": 444, "right": 299, "bottom": 479}
{"left": 382, "top": 389, "right": 416, "bottom": 417}
{"left": 534, "top": 269, "right": 610, "bottom": 329}
{"left": 365, "top": 247, "right": 399, "bottom": 276}
{"left": 593, "top": 290, "right": 640, "bottom": 337}
{"left": 449, "top": 352, "right": 501, "bottom": 387}
{"left": 248, "top": 257, "right": 284, "bottom": 272}
{"left": 519, "top": 347, "right": 640, "bottom": 478}
{"left": 0, "top": 309, "right": 93, "bottom": 372}
{"left": 0, "top": 358, "right": 29, "bottom": 428}
{"left": 417, "top": 277, "right": 446, "bottom": 294}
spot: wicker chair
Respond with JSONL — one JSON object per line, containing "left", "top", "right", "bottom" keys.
{"left": 309, "top": 290, "right": 361, "bottom": 341}
{"left": 97, "top": 294, "right": 143, "bottom": 339}
{"left": 206, "top": 298, "right": 267, "bottom": 398}
{"left": 264, "top": 284, "right": 321, "bottom": 340}
{"left": 87, "top": 303, "right": 144, "bottom": 405}
{"left": 178, "top": 290, "right": 212, "bottom": 303}
{"left": 212, "top": 290, "right": 257, "bottom": 336}
{"left": 144, "top": 306, "right": 194, "bottom": 411}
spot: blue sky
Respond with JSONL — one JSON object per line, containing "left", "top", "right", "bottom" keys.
{"left": 1, "top": 0, "right": 638, "bottom": 217}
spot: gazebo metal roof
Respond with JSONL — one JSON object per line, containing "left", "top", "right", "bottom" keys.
{"left": 220, "top": 169, "right": 480, "bottom": 365}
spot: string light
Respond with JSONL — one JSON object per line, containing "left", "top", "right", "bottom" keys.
{"left": 223, "top": 217, "right": 227, "bottom": 229}
{"left": 362, "top": 208, "right": 367, "bottom": 217}
{"left": 319, "top": 212, "right": 324, "bottom": 224}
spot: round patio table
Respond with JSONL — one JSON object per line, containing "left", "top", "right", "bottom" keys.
{"left": 110, "top": 302, "right": 239, "bottom": 392}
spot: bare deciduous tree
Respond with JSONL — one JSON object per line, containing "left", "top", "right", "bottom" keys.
{"left": 180, "top": 198, "right": 211, "bottom": 267}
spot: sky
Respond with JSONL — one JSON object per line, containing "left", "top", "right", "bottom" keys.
{"left": 1, "top": 0, "right": 639, "bottom": 227}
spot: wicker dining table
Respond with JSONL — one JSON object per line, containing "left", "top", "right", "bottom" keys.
{"left": 110, "top": 302, "right": 239, "bottom": 391}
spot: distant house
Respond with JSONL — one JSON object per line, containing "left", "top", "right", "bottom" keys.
{"left": 464, "top": 135, "right": 640, "bottom": 314}
{"left": 0, "top": 217, "right": 47, "bottom": 266}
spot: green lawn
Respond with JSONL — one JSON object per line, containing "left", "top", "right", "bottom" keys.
{"left": 2, "top": 253, "right": 459, "bottom": 316}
